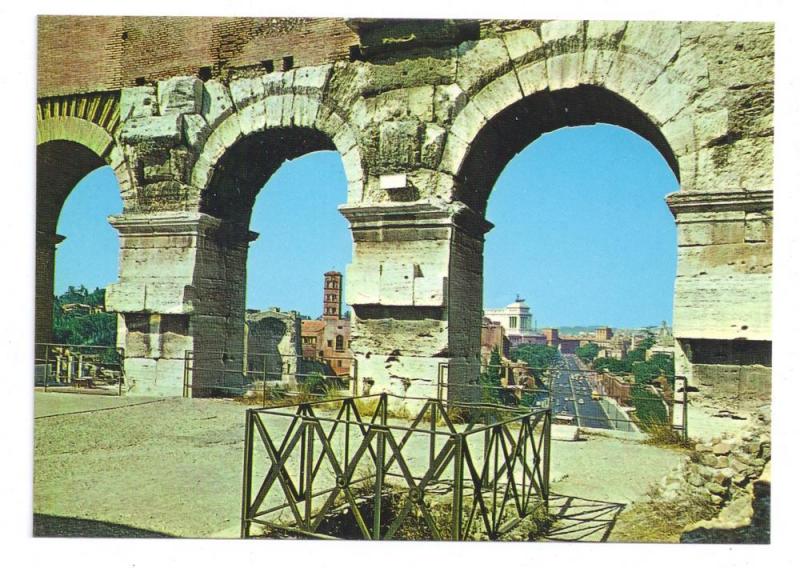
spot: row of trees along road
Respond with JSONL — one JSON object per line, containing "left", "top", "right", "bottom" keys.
{"left": 479, "top": 344, "right": 560, "bottom": 408}
{"left": 580, "top": 332, "right": 675, "bottom": 429}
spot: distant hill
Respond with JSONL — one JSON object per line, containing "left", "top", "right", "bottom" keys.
{"left": 538, "top": 324, "right": 666, "bottom": 335}
{"left": 538, "top": 325, "right": 604, "bottom": 335}
{"left": 53, "top": 286, "right": 116, "bottom": 346}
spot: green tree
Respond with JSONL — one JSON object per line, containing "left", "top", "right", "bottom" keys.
{"left": 512, "top": 344, "right": 560, "bottom": 387}
{"left": 480, "top": 347, "right": 503, "bottom": 404}
{"left": 575, "top": 342, "right": 600, "bottom": 363}
{"left": 52, "top": 286, "right": 116, "bottom": 347}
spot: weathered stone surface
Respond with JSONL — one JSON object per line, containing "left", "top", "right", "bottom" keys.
{"left": 292, "top": 64, "right": 332, "bottom": 91}
{"left": 120, "top": 86, "right": 157, "bottom": 119}
{"left": 378, "top": 121, "right": 420, "bottom": 167}
{"left": 421, "top": 124, "right": 446, "bottom": 168}
{"left": 456, "top": 38, "right": 511, "bottom": 95}
{"left": 229, "top": 76, "right": 265, "bottom": 110}
{"left": 712, "top": 442, "right": 733, "bottom": 456}
{"left": 37, "top": 18, "right": 774, "bottom": 402}
{"left": 120, "top": 114, "right": 183, "bottom": 144}
{"left": 516, "top": 60, "right": 548, "bottom": 96}
{"left": 158, "top": 76, "right": 203, "bottom": 114}
{"left": 200, "top": 80, "right": 235, "bottom": 131}
{"left": 182, "top": 114, "right": 209, "bottom": 149}
{"left": 501, "top": 27, "right": 542, "bottom": 64}
{"left": 470, "top": 71, "right": 523, "bottom": 121}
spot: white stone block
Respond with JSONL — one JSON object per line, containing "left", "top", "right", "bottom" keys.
{"left": 158, "top": 76, "right": 203, "bottom": 114}
{"left": 449, "top": 102, "right": 488, "bottom": 146}
{"left": 201, "top": 80, "right": 235, "bottom": 130}
{"left": 291, "top": 95, "right": 320, "bottom": 127}
{"left": 293, "top": 64, "right": 332, "bottom": 90}
{"left": 551, "top": 424, "right": 580, "bottom": 441}
{"left": 516, "top": 60, "right": 549, "bottom": 96}
{"left": 620, "top": 21, "right": 681, "bottom": 67}
{"left": 341, "top": 147, "right": 364, "bottom": 184}
{"left": 636, "top": 72, "right": 693, "bottom": 125}
{"left": 502, "top": 28, "right": 543, "bottom": 62}
{"left": 471, "top": 71, "right": 524, "bottom": 121}
{"left": 546, "top": 52, "right": 584, "bottom": 91}
{"left": 120, "top": 114, "right": 183, "bottom": 144}
{"left": 407, "top": 86, "right": 436, "bottom": 122}
{"left": 541, "top": 20, "right": 582, "bottom": 44}
{"left": 586, "top": 20, "right": 626, "bottom": 40}
{"left": 456, "top": 38, "right": 511, "bottom": 95}
{"left": 120, "top": 86, "right": 157, "bottom": 120}
{"left": 380, "top": 173, "right": 408, "bottom": 190}
{"left": 182, "top": 113, "right": 210, "bottom": 149}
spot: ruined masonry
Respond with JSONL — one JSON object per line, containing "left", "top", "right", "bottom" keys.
{"left": 36, "top": 18, "right": 773, "bottom": 403}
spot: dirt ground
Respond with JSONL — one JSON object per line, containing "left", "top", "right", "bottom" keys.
{"left": 33, "top": 391, "right": 689, "bottom": 540}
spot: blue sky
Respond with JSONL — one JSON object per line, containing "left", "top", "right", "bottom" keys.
{"left": 55, "top": 123, "right": 678, "bottom": 327}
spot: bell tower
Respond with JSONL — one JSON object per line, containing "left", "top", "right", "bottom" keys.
{"left": 323, "top": 271, "right": 342, "bottom": 320}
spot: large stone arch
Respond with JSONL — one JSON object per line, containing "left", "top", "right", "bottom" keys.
{"left": 429, "top": 21, "right": 772, "bottom": 396}
{"left": 106, "top": 73, "right": 367, "bottom": 396}
{"left": 36, "top": 94, "right": 133, "bottom": 344}
{"left": 182, "top": 94, "right": 365, "bottom": 392}
{"left": 191, "top": 93, "right": 365, "bottom": 208}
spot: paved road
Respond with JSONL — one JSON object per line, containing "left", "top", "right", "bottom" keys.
{"left": 550, "top": 354, "right": 612, "bottom": 430}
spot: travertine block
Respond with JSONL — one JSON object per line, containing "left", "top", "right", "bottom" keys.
{"left": 158, "top": 76, "right": 203, "bottom": 114}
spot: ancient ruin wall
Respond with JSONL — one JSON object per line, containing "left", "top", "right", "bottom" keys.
{"left": 37, "top": 18, "right": 773, "bottom": 398}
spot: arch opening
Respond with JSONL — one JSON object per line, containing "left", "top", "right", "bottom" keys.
{"left": 193, "top": 127, "right": 352, "bottom": 393}
{"left": 450, "top": 85, "right": 680, "bottom": 417}
{"left": 36, "top": 141, "right": 120, "bottom": 346}
{"left": 201, "top": 127, "right": 336, "bottom": 226}
{"left": 456, "top": 85, "right": 680, "bottom": 216}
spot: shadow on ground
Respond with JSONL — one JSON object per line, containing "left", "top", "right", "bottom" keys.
{"left": 544, "top": 494, "right": 626, "bottom": 543}
{"left": 34, "top": 514, "right": 173, "bottom": 538}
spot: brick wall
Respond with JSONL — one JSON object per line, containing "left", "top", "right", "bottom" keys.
{"left": 38, "top": 16, "right": 359, "bottom": 97}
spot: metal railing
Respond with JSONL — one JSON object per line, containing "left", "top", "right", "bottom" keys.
{"left": 241, "top": 393, "right": 551, "bottom": 540}
{"left": 34, "top": 343, "right": 126, "bottom": 396}
{"left": 182, "top": 350, "right": 357, "bottom": 403}
{"left": 181, "top": 349, "right": 681, "bottom": 436}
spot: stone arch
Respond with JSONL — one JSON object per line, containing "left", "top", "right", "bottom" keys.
{"left": 441, "top": 20, "right": 721, "bottom": 201}
{"left": 447, "top": 83, "right": 680, "bottom": 215}
{"left": 190, "top": 94, "right": 365, "bottom": 212}
{"left": 36, "top": 94, "right": 134, "bottom": 344}
{"left": 173, "top": 92, "right": 364, "bottom": 391}
{"left": 430, "top": 42, "right": 693, "bottom": 398}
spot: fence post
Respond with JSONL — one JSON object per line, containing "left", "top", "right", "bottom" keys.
{"left": 452, "top": 433, "right": 464, "bottom": 540}
{"left": 682, "top": 378, "right": 689, "bottom": 442}
{"left": 241, "top": 409, "right": 254, "bottom": 539}
{"left": 543, "top": 410, "right": 551, "bottom": 507}
{"left": 43, "top": 346, "right": 50, "bottom": 392}
{"left": 182, "top": 351, "right": 190, "bottom": 398}
{"left": 117, "top": 347, "right": 126, "bottom": 396}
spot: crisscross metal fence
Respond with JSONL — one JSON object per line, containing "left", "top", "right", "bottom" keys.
{"left": 241, "top": 393, "right": 551, "bottom": 540}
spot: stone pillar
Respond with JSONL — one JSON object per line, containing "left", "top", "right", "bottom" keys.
{"left": 35, "top": 231, "right": 65, "bottom": 345}
{"left": 341, "top": 201, "right": 492, "bottom": 408}
{"left": 667, "top": 190, "right": 772, "bottom": 404}
{"left": 106, "top": 211, "right": 256, "bottom": 396}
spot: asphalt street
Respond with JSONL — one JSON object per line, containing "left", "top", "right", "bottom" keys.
{"left": 550, "top": 354, "right": 612, "bottom": 429}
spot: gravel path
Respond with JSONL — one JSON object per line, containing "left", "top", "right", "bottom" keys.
{"left": 34, "top": 392, "right": 686, "bottom": 539}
